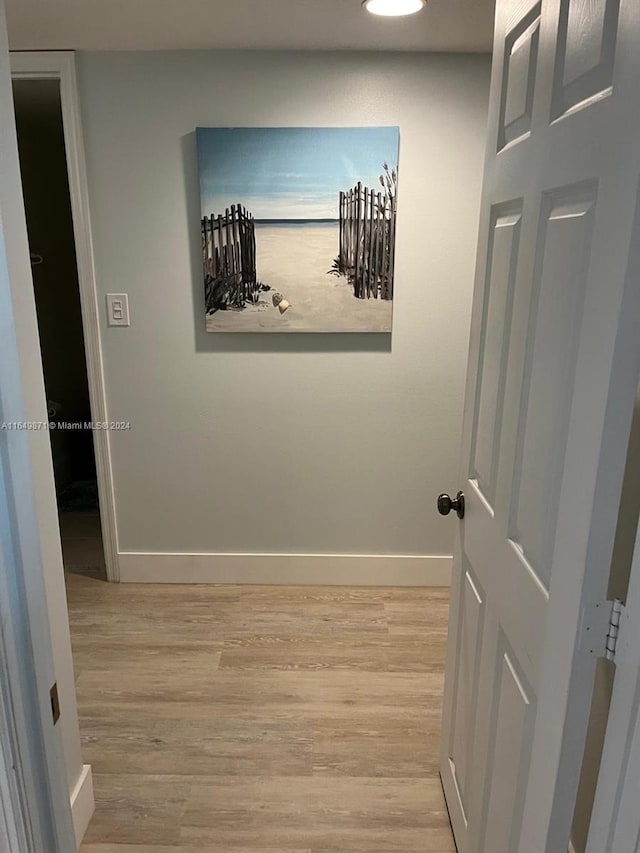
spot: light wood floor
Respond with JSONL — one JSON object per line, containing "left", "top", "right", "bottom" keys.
{"left": 65, "top": 575, "right": 455, "bottom": 852}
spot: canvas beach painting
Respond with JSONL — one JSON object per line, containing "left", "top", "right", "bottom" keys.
{"left": 197, "top": 126, "right": 400, "bottom": 333}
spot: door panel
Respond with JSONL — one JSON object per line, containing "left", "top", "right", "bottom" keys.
{"left": 552, "top": 0, "right": 620, "bottom": 118}
{"left": 499, "top": 6, "right": 541, "bottom": 150}
{"left": 449, "top": 565, "right": 485, "bottom": 817}
{"left": 481, "top": 640, "right": 534, "bottom": 853}
{"left": 440, "top": 0, "right": 640, "bottom": 851}
{"left": 471, "top": 206, "right": 522, "bottom": 509}
{"left": 511, "top": 186, "right": 596, "bottom": 588}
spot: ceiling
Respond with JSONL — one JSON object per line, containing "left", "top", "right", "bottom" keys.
{"left": 6, "top": 0, "right": 494, "bottom": 53}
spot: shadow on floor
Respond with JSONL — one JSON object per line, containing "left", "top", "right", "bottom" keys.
{"left": 59, "top": 510, "right": 107, "bottom": 581}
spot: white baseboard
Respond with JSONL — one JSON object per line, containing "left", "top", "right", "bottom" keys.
{"left": 70, "top": 764, "right": 94, "bottom": 850}
{"left": 118, "top": 552, "right": 452, "bottom": 586}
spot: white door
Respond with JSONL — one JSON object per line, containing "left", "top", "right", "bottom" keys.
{"left": 439, "top": 0, "right": 640, "bottom": 851}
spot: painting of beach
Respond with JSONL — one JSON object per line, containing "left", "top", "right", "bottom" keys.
{"left": 196, "top": 126, "right": 400, "bottom": 333}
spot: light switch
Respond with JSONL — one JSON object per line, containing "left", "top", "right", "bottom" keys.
{"left": 106, "top": 293, "right": 130, "bottom": 327}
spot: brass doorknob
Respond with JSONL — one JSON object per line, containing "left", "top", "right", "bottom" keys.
{"left": 437, "top": 491, "right": 465, "bottom": 520}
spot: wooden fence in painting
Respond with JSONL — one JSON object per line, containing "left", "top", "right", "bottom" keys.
{"left": 202, "top": 204, "right": 259, "bottom": 312}
{"left": 338, "top": 182, "right": 396, "bottom": 301}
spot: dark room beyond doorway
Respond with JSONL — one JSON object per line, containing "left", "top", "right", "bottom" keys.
{"left": 13, "top": 77, "right": 106, "bottom": 581}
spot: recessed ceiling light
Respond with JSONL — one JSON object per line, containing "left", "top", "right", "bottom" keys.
{"left": 363, "top": 0, "right": 426, "bottom": 17}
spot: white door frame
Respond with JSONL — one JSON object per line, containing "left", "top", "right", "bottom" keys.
{"left": 0, "top": 556, "right": 71, "bottom": 853}
{"left": 0, "top": 593, "right": 37, "bottom": 853}
{"left": 0, "top": 287, "right": 77, "bottom": 853}
{"left": 10, "top": 50, "right": 119, "bottom": 582}
{"left": 0, "top": 18, "right": 78, "bottom": 849}
{"left": 585, "top": 516, "right": 640, "bottom": 852}
{"left": 0, "top": 705, "right": 26, "bottom": 853}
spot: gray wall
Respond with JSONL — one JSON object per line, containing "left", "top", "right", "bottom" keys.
{"left": 77, "top": 50, "right": 490, "bottom": 561}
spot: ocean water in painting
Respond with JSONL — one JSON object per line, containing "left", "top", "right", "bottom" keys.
{"left": 197, "top": 127, "right": 400, "bottom": 333}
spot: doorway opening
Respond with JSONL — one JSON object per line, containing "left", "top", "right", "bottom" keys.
{"left": 12, "top": 78, "right": 107, "bottom": 582}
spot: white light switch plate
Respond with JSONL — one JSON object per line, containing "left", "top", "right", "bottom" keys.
{"left": 106, "top": 293, "right": 130, "bottom": 327}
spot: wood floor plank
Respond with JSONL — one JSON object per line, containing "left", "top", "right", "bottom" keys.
{"left": 313, "top": 849, "right": 456, "bottom": 853}
{"left": 66, "top": 575, "right": 455, "bottom": 851}
{"left": 76, "top": 669, "right": 444, "bottom": 717}
{"left": 83, "top": 775, "right": 188, "bottom": 846}
{"left": 82, "top": 847, "right": 310, "bottom": 853}
{"left": 66, "top": 576, "right": 242, "bottom": 605}
{"left": 238, "top": 585, "right": 450, "bottom": 604}
{"left": 69, "top": 611, "right": 229, "bottom": 645}
{"left": 75, "top": 651, "right": 222, "bottom": 707}
{"left": 384, "top": 601, "right": 451, "bottom": 635}
{"left": 219, "top": 633, "right": 446, "bottom": 672}
{"left": 222, "top": 602, "right": 389, "bottom": 636}
{"left": 312, "top": 714, "right": 442, "bottom": 777}
{"left": 180, "top": 776, "right": 452, "bottom": 850}
{"left": 72, "top": 644, "right": 222, "bottom": 676}
{"left": 79, "top": 714, "right": 313, "bottom": 776}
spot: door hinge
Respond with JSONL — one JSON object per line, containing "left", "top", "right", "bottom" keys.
{"left": 579, "top": 598, "right": 626, "bottom": 662}
{"left": 604, "top": 599, "right": 625, "bottom": 662}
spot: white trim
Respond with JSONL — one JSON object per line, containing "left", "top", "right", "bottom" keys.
{"left": 10, "top": 51, "right": 120, "bottom": 582}
{"left": 70, "top": 765, "right": 94, "bottom": 851}
{"left": 568, "top": 840, "right": 578, "bottom": 853}
{"left": 119, "top": 552, "right": 452, "bottom": 586}
{"left": 0, "top": 629, "right": 31, "bottom": 853}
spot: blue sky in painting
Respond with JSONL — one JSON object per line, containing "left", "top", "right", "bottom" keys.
{"left": 196, "top": 126, "right": 399, "bottom": 221}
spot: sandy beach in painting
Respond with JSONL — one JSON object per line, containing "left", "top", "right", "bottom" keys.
{"left": 205, "top": 223, "right": 393, "bottom": 333}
